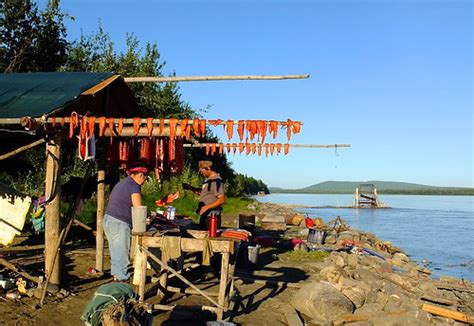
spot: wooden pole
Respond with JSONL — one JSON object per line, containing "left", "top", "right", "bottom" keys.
{"left": 0, "top": 138, "right": 46, "bottom": 160}
{"left": 0, "top": 258, "right": 40, "bottom": 284}
{"left": 44, "top": 136, "right": 62, "bottom": 287}
{"left": 124, "top": 74, "right": 310, "bottom": 83}
{"left": 0, "top": 118, "right": 299, "bottom": 126}
{"left": 422, "top": 303, "right": 474, "bottom": 323}
{"left": 217, "top": 252, "right": 230, "bottom": 320}
{"left": 183, "top": 143, "right": 351, "bottom": 149}
{"left": 95, "top": 170, "right": 105, "bottom": 272}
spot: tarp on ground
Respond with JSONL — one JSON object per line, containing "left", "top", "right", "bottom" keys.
{"left": 0, "top": 72, "right": 139, "bottom": 119}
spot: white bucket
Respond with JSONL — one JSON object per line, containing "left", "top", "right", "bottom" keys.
{"left": 131, "top": 206, "right": 147, "bottom": 232}
{"left": 248, "top": 244, "right": 261, "bottom": 264}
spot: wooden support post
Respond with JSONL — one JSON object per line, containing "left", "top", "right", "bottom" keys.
{"left": 44, "top": 137, "right": 61, "bottom": 286}
{"left": 95, "top": 170, "right": 105, "bottom": 272}
{"left": 217, "top": 252, "right": 230, "bottom": 320}
{"left": 132, "top": 239, "right": 147, "bottom": 301}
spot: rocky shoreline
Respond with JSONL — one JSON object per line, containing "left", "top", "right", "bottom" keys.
{"left": 253, "top": 202, "right": 474, "bottom": 325}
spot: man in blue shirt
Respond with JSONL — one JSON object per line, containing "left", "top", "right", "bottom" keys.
{"left": 104, "top": 163, "right": 148, "bottom": 281}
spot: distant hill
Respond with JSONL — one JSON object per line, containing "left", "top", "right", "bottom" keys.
{"left": 269, "top": 181, "right": 474, "bottom": 195}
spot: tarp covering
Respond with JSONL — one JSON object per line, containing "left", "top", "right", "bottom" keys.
{"left": 0, "top": 72, "right": 139, "bottom": 119}
{"left": 0, "top": 182, "right": 31, "bottom": 246}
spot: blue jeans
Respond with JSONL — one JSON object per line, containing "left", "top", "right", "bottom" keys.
{"left": 103, "top": 214, "right": 131, "bottom": 280}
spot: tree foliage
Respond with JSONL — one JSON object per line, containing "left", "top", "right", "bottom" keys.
{"left": 0, "top": 0, "right": 68, "bottom": 72}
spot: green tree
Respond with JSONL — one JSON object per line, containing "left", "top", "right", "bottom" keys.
{"left": 0, "top": 0, "right": 68, "bottom": 72}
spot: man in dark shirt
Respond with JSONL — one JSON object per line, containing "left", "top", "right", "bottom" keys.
{"left": 196, "top": 160, "right": 225, "bottom": 230}
{"left": 103, "top": 163, "right": 148, "bottom": 281}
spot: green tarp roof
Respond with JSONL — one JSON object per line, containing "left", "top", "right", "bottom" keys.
{"left": 0, "top": 72, "right": 115, "bottom": 118}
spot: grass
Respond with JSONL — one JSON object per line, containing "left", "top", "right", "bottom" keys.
{"left": 73, "top": 182, "right": 259, "bottom": 225}
{"left": 279, "top": 250, "right": 330, "bottom": 263}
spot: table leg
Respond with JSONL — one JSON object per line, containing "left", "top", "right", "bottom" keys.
{"left": 132, "top": 244, "right": 147, "bottom": 301}
{"left": 217, "top": 252, "right": 230, "bottom": 320}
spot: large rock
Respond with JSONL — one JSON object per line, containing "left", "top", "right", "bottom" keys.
{"left": 292, "top": 281, "right": 354, "bottom": 321}
{"left": 340, "top": 278, "right": 371, "bottom": 308}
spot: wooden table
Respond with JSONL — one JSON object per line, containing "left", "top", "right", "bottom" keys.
{"left": 131, "top": 232, "right": 238, "bottom": 320}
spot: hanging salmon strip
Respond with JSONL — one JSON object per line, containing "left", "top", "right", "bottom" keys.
{"left": 210, "top": 143, "right": 217, "bottom": 155}
{"left": 205, "top": 143, "right": 211, "bottom": 156}
{"left": 51, "top": 117, "right": 57, "bottom": 128}
{"left": 284, "top": 143, "right": 290, "bottom": 155}
{"left": 179, "top": 119, "right": 189, "bottom": 138}
{"left": 248, "top": 120, "right": 258, "bottom": 141}
{"left": 292, "top": 121, "right": 302, "bottom": 134}
{"left": 265, "top": 143, "right": 270, "bottom": 157}
{"left": 108, "top": 118, "right": 115, "bottom": 137}
{"left": 98, "top": 117, "right": 106, "bottom": 137}
{"left": 169, "top": 137, "right": 176, "bottom": 163}
{"left": 80, "top": 116, "right": 88, "bottom": 138}
{"left": 184, "top": 125, "right": 191, "bottom": 140}
{"left": 225, "top": 120, "right": 234, "bottom": 140}
{"left": 60, "top": 116, "right": 66, "bottom": 127}
{"left": 147, "top": 117, "right": 154, "bottom": 138}
{"left": 251, "top": 143, "right": 257, "bottom": 154}
{"left": 133, "top": 117, "right": 140, "bottom": 136}
{"left": 225, "top": 143, "right": 231, "bottom": 154}
{"left": 218, "top": 143, "right": 224, "bottom": 156}
{"left": 237, "top": 120, "right": 245, "bottom": 141}
{"left": 69, "top": 112, "right": 78, "bottom": 138}
{"left": 157, "top": 118, "right": 164, "bottom": 136}
{"left": 89, "top": 116, "right": 96, "bottom": 136}
{"left": 259, "top": 120, "right": 267, "bottom": 143}
{"left": 169, "top": 118, "right": 178, "bottom": 140}
{"left": 199, "top": 119, "right": 206, "bottom": 138}
{"left": 276, "top": 143, "right": 282, "bottom": 154}
{"left": 193, "top": 118, "right": 200, "bottom": 138}
{"left": 269, "top": 120, "right": 278, "bottom": 139}
{"left": 245, "top": 143, "right": 251, "bottom": 156}
{"left": 257, "top": 144, "right": 262, "bottom": 156}
{"left": 208, "top": 119, "right": 223, "bottom": 126}
{"left": 231, "top": 143, "right": 237, "bottom": 154}
{"left": 238, "top": 142, "right": 245, "bottom": 154}
{"left": 286, "top": 119, "right": 293, "bottom": 141}
{"left": 270, "top": 143, "right": 275, "bottom": 156}
{"left": 117, "top": 118, "right": 123, "bottom": 136}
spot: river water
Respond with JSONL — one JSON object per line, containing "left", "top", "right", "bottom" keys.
{"left": 255, "top": 194, "right": 474, "bottom": 281}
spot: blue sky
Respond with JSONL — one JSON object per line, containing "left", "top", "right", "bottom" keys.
{"left": 57, "top": 0, "right": 472, "bottom": 188}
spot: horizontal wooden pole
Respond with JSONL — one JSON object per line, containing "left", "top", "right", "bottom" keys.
{"left": 124, "top": 74, "right": 310, "bottom": 83}
{"left": 0, "top": 117, "right": 299, "bottom": 126}
{"left": 166, "top": 286, "right": 219, "bottom": 297}
{"left": 0, "top": 138, "right": 46, "bottom": 160}
{"left": 153, "top": 303, "right": 219, "bottom": 313}
{"left": 183, "top": 143, "right": 351, "bottom": 149}
{"left": 141, "top": 236, "right": 234, "bottom": 254}
{"left": 103, "top": 126, "right": 183, "bottom": 137}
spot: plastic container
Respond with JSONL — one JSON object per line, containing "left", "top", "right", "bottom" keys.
{"left": 167, "top": 206, "right": 176, "bottom": 220}
{"left": 308, "top": 228, "right": 327, "bottom": 244}
{"left": 208, "top": 214, "right": 218, "bottom": 237}
{"left": 131, "top": 206, "right": 147, "bottom": 232}
{"left": 247, "top": 244, "right": 261, "bottom": 264}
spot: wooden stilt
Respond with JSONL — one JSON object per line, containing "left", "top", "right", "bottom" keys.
{"left": 132, "top": 239, "right": 147, "bottom": 301}
{"left": 44, "top": 137, "right": 62, "bottom": 286}
{"left": 217, "top": 252, "right": 230, "bottom": 320}
{"left": 95, "top": 170, "right": 105, "bottom": 272}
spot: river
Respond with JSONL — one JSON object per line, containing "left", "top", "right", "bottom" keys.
{"left": 255, "top": 194, "right": 474, "bottom": 281}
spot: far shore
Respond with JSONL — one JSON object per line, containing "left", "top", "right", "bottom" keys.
{"left": 268, "top": 191, "right": 474, "bottom": 196}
